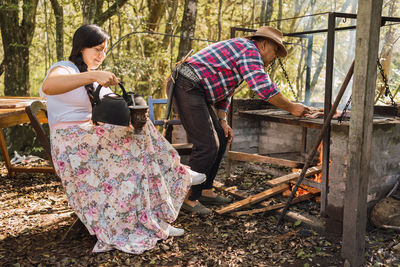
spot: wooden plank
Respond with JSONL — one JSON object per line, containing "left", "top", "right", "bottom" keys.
{"left": 213, "top": 181, "right": 249, "bottom": 199}
{"left": 341, "top": 2, "right": 383, "bottom": 266}
{"left": 10, "top": 166, "right": 55, "bottom": 173}
{"left": 232, "top": 193, "right": 313, "bottom": 216}
{"left": 300, "top": 177, "right": 322, "bottom": 190}
{"left": 0, "top": 110, "right": 47, "bottom": 128}
{"left": 0, "top": 98, "right": 45, "bottom": 109}
{"left": 266, "top": 165, "right": 322, "bottom": 186}
{"left": 215, "top": 184, "right": 289, "bottom": 214}
{"left": 227, "top": 151, "right": 304, "bottom": 168}
{"left": 289, "top": 181, "right": 320, "bottom": 195}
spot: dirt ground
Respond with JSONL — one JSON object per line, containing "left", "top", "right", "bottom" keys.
{"left": 0, "top": 160, "right": 399, "bottom": 267}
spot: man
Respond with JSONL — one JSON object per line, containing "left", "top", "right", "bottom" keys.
{"left": 169, "top": 26, "right": 310, "bottom": 215}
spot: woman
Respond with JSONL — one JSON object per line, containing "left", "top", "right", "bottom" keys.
{"left": 41, "top": 24, "right": 205, "bottom": 254}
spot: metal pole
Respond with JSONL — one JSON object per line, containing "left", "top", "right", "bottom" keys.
{"left": 320, "top": 12, "right": 336, "bottom": 215}
{"left": 304, "top": 35, "right": 313, "bottom": 105}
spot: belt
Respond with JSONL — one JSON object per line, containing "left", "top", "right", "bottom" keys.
{"left": 178, "top": 63, "right": 202, "bottom": 87}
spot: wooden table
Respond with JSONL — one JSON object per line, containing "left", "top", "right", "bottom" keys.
{"left": 0, "top": 97, "right": 54, "bottom": 177}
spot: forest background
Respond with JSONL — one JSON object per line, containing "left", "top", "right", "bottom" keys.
{"left": 0, "top": 0, "right": 399, "bottom": 112}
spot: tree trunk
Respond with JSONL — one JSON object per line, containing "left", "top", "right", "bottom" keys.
{"left": 143, "top": 0, "right": 166, "bottom": 57}
{"left": 0, "top": 0, "right": 39, "bottom": 96}
{"left": 277, "top": 0, "right": 282, "bottom": 29}
{"left": 177, "top": 0, "right": 198, "bottom": 61}
{"left": 260, "top": 0, "right": 266, "bottom": 26}
{"left": 265, "top": 0, "right": 273, "bottom": 25}
{"left": 50, "top": 0, "right": 64, "bottom": 61}
{"left": 146, "top": 0, "right": 165, "bottom": 31}
{"left": 80, "top": 0, "right": 128, "bottom": 26}
{"left": 0, "top": 60, "right": 5, "bottom": 77}
{"left": 162, "top": 0, "right": 178, "bottom": 47}
{"left": 217, "top": 0, "right": 223, "bottom": 41}
{"left": 81, "top": 0, "right": 102, "bottom": 24}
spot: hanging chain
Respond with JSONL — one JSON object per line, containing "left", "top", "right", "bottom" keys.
{"left": 338, "top": 95, "right": 352, "bottom": 123}
{"left": 278, "top": 58, "right": 298, "bottom": 100}
{"left": 338, "top": 59, "right": 397, "bottom": 123}
{"left": 377, "top": 58, "right": 397, "bottom": 109}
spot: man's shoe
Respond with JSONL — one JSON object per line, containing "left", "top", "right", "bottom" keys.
{"left": 181, "top": 202, "right": 212, "bottom": 215}
{"left": 199, "top": 194, "right": 232, "bottom": 205}
{"left": 168, "top": 225, "right": 185, "bottom": 237}
{"left": 187, "top": 169, "right": 206, "bottom": 185}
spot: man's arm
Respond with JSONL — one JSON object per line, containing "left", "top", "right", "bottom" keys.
{"left": 216, "top": 109, "right": 234, "bottom": 143}
{"left": 267, "top": 92, "right": 309, "bottom": 117}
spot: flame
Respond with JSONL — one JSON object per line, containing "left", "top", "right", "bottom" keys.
{"left": 314, "top": 144, "right": 323, "bottom": 183}
{"left": 285, "top": 144, "right": 324, "bottom": 197}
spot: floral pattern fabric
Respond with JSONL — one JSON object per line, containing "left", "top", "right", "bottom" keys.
{"left": 50, "top": 121, "right": 191, "bottom": 254}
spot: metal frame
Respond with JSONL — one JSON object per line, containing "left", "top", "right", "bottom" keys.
{"left": 230, "top": 12, "right": 400, "bottom": 215}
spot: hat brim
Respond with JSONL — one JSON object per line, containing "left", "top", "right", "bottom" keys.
{"left": 245, "top": 35, "right": 288, "bottom": 58}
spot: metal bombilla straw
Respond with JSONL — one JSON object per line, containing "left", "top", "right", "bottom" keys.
{"left": 130, "top": 89, "right": 135, "bottom": 107}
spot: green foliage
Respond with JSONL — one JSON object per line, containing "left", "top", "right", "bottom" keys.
{"left": 0, "top": 0, "right": 399, "bottom": 103}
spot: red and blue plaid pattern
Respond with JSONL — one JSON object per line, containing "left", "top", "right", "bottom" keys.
{"left": 187, "top": 37, "right": 279, "bottom": 113}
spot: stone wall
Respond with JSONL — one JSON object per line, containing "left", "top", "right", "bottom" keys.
{"left": 230, "top": 99, "right": 270, "bottom": 154}
{"left": 326, "top": 122, "right": 400, "bottom": 224}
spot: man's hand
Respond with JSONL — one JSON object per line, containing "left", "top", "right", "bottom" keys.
{"left": 288, "top": 102, "right": 310, "bottom": 117}
{"left": 220, "top": 120, "right": 234, "bottom": 144}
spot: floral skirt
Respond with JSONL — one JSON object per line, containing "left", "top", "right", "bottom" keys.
{"left": 50, "top": 122, "right": 191, "bottom": 254}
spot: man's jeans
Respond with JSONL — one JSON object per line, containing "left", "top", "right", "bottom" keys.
{"left": 168, "top": 75, "right": 228, "bottom": 201}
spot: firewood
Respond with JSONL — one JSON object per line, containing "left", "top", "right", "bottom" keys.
{"left": 215, "top": 184, "right": 289, "bottom": 214}
{"left": 289, "top": 181, "right": 321, "bottom": 195}
{"left": 231, "top": 193, "right": 313, "bottom": 216}
{"left": 213, "top": 181, "right": 249, "bottom": 199}
{"left": 227, "top": 151, "right": 304, "bottom": 168}
{"left": 266, "top": 165, "right": 322, "bottom": 186}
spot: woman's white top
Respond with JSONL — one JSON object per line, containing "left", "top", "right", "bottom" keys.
{"left": 40, "top": 61, "right": 112, "bottom": 126}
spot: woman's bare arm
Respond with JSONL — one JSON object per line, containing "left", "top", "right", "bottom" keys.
{"left": 42, "top": 67, "right": 119, "bottom": 95}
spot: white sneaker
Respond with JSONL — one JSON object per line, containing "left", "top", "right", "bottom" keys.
{"left": 187, "top": 168, "right": 206, "bottom": 185}
{"left": 168, "top": 225, "right": 185, "bottom": 237}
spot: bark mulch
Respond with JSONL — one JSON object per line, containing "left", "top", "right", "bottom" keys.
{"left": 0, "top": 160, "right": 399, "bottom": 267}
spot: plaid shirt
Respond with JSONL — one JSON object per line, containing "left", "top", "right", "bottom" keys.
{"left": 187, "top": 37, "right": 279, "bottom": 113}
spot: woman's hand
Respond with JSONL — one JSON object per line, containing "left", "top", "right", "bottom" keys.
{"left": 91, "top": 71, "right": 119, "bottom": 87}
{"left": 220, "top": 120, "right": 234, "bottom": 144}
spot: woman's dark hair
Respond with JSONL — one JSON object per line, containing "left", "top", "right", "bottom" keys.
{"left": 69, "top": 24, "right": 109, "bottom": 105}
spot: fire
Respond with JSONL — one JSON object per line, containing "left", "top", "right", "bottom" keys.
{"left": 314, "top": 144, "right": 323, "bottom": 183}
{"left": 284, "top": 144, "right": 324, "bottom": 197}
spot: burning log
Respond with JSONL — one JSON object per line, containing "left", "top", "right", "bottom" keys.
{"left": 288, "top": 181, "right": 320, "bottom": 195}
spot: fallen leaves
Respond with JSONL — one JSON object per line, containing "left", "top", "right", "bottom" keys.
{"left": 0, "top": 161, "right": 399, "bottom": 266}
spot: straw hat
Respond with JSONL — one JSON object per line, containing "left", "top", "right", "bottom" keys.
{"left": 246, "top": 26, "right": 287, "bottom": 58}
